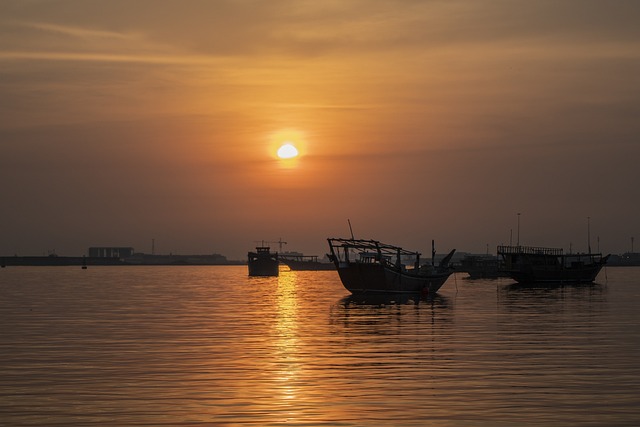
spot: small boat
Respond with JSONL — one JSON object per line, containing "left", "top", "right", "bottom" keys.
{"left": 459, "top": 254, "right": 507, "bottom": 279}
{"left": 607, "top": 252, "right": 640, "bottom": 266}
{"left": 497, "top": 245, "right": 609, "bottom": 284}
{"left": 326, "top": 238, "right": 456, "bottom": 294}
{"left": 248, "top": 245, "right": 279, "bottom": 276}
{"left": 280, "top": 254, "right": 335, "bottom": 271}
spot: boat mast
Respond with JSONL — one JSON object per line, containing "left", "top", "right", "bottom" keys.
{"left": 348, "top": 219, "right": 355, "bottom": 240}
{"left": 431, "top": 240, "right": 435, "bottom": 266}
{"left": 587, "top": 216, "right": 591, "bottom": 254}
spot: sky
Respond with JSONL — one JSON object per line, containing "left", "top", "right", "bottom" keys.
{"left": 1, "top": 0, "right": 639, "bottom": 260}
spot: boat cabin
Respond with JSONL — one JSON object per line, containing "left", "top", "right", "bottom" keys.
{"left": 358, "top": 252, "right": 391, "bottom": 264}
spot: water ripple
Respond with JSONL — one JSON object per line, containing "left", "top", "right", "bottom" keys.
{"left": 1, "top": 266, "right": 639, "bottom": 426}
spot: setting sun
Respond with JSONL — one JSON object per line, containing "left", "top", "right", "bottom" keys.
{"left": 277, "top": 143, "right": 299, "bottom": 159}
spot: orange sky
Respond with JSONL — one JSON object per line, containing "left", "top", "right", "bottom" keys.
{"left": 1, "top": 1, "right": 639, "bottom": 259}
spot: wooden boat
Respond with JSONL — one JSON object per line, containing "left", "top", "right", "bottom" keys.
{"left": 280, "top": 254, "right": 335, "bottom": 271}
{"left": 248, "top": 246, "right": 279, "bottom": 276}
{"left": 326, "top": 238, "right": 455, "bottom": 294}
{"left": 607, "top": 252, "right": 640, "bottom": 266}
{"left": 497, "top": 245, "right": 609, "bottom": 284}
{"left": 459, "top": 255, "right": 507, "bottom": 279}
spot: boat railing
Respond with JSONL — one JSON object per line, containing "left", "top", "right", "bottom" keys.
{"left": 327, "top": 237, "right": 422, "bottom": 269}
{"left": 497, "top": 245, "right": 564, "bottom": 256}
{"left": 280, "top": 254, "right": 319, "bottom": 262}
{"left": 328, "top": 238, "right": 421, "bottom": 257}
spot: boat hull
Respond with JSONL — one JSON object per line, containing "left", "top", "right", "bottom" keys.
{"left": 248, "top": 247, "right": 279, "bottom": 277}
{"left": 335, "top": 262, "right": 451, "bottom": 294}
{"left": 503, "top": 263, "right": 605, "bottom": 284}
{"left": 248, "top": 259, "right": 279, "bottom": 276}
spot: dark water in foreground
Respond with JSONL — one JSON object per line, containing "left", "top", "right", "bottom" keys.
{"left": 1, "top": 266, "right": 639, "bottom": 426}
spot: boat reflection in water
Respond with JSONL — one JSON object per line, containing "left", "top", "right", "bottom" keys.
{"left": 331, "top": 292, "right": 453, "bottom": 337}
{"left": 338, "top": 292, "right": 449, "bottom": 307}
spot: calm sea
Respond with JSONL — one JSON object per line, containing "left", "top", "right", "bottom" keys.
{"left": 1, "top": 265, "right": 639, "bottom": 426}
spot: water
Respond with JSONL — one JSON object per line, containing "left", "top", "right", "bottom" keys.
{"left": 1, "top": 265, "right": 639, "bottom": 426}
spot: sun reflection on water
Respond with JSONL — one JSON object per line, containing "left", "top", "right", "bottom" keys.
{"left": 273, "top": 270, "right": 300, "bottom": 402}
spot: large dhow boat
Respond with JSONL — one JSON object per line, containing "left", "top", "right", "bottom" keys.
{"left": 326, "top": 238, "right": 456, "bottom": 295}
{"left": 497, "top": 245, "right": 609, "bottom": 284}
{"left": 247, "top": 245, "right": 279, "bottom": 277}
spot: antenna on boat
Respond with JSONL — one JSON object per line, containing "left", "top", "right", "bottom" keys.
{"left": 348, "top": 219, "right": 355, "bottom": 240}
{"left": 587, "top": 216, "right": 592, "bottom": 254}
{"left": 432, "top": 240, "right": 435, "bottom": 266}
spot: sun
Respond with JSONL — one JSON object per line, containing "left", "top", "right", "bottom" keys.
{"left": 277, "top": 143, "right": 299, "bottom": 159}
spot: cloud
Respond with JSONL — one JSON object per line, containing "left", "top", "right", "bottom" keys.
{"left": 22, "top": 21, "right": 134, "bottom": 40}
{"left": 2, "top": 1, "right": 639, "bottom": 65}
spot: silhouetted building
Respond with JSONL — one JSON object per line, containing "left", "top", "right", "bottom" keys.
{"left": 88, "top": 247, "right": 135, "bottom": 258}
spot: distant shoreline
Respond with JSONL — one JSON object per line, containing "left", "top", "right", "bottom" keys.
{"left": 0, "top": 256, "right": 245, "bottom": 267}
{"left": 3, "top": 252, "right": 639, "bottom": 268}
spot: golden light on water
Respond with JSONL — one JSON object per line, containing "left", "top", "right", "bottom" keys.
{"left": 274, "top": 271, "right": 300, "bottom": 401}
